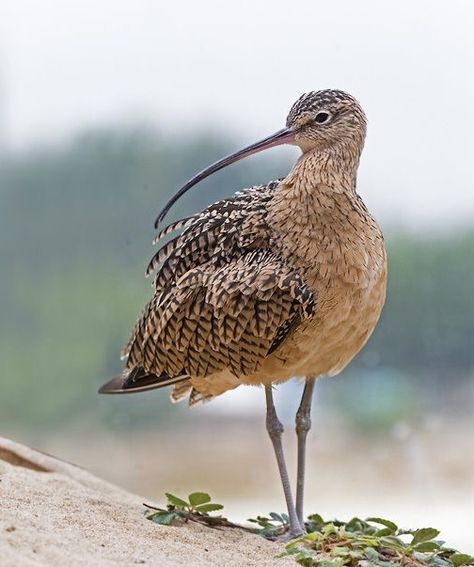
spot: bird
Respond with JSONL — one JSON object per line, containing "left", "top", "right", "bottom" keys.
{"left": 99, "top": 89, "right": 387, "bottom": 537}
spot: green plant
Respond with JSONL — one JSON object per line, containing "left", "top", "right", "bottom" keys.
{"left": 145, "top": 491, "right": 226, "bottom": 527}
{"left": 145, "top": 493, "right": 474, "bottom": 567}
{"left": 247, "top": 512, "right": 290, "bottom": 538}
{"left": 281, "top": 515, "right": 474, "bottom": 567}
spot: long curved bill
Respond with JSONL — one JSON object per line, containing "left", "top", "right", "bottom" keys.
{"left": 154, "top": 127, "right": 295, "bottom": 228}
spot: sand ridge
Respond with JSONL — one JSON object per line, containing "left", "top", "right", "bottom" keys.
{"left": 0, "top": 437, "right": 293, "bottom": 567}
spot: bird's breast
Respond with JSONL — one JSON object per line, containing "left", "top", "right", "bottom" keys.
{"left": 246, "top": 258, "right": 387, "bottom": 385}
{"left": 247, "top": 183, "right": 388, "bottom": 383}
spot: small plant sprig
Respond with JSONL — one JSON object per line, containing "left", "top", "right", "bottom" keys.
{"left": 247, "top": 512, "right": 290, "bottom": 539}
{"left": 281, "top": 515, "right": 474, "bottom": 567}
{"left": 145, "top": 492, "right": 233, "bottom": 529}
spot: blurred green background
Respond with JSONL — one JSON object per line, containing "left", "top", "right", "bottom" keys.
{"left": 1, "top": 126, "right": 473, "bottom": 434}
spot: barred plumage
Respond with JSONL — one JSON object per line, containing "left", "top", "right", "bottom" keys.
{"left": 121, "top": 185, "right": 315, "bottom": 397}
{"left": 99, "top": 90, "right": 387, "bottom": 537}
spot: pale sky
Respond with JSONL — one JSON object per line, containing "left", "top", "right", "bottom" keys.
{"left": 1, "top": 0, "right": 473, "bottom": 227}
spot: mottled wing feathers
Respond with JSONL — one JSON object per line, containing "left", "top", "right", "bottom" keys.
{"left": 146, "top": 183, "right": 278, "bottom": 289}
{"left": 118, "top": 182, "right": 315, "bottom": 402}
{"left": 126, "top": 249, "right": 314, "bottom": 380}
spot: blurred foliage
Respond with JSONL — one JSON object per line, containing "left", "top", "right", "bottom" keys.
{"left": 370, "top": 232, "right": 474, "bottom": 375}
{"left": 0, "top": 126, "right": 472, "bottom": 432}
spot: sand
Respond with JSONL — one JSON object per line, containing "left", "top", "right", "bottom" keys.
{"left": 0, "top": 437, "right": 294, "bottom": 567}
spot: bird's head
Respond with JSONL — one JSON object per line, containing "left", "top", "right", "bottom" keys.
{"left": 286, "top": 90, "right": 367, "bottom": 154}
{"left": 155, "top": 89, "right": 366, "bottom": 228}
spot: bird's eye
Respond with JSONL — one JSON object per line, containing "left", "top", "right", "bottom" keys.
{"left": 314, "top": 111, "right": 331, "bottom": 124}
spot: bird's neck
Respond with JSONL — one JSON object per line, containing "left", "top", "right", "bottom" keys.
{"left": 267, "top": 142, "right": 377, "bottom": 276}
{"left": 286, "top": 142, "right": 362, "bottom": 192}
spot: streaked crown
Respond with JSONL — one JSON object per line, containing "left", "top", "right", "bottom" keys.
{"left": 286, "top": 89, "right": 367, "bottom": 153}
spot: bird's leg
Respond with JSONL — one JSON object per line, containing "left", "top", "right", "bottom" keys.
{"left": 265, "top": 385, "right": 303, "bottom": 537}
{"left": 295, "top": 378, "right": 315, "bottom": 527}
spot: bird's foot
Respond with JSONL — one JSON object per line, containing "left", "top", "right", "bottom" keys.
{"left": 264, "top": 523, "right": 304, "bottom": 542}
{"left": 269, "top": 530, "right": 304, "bottom": 543}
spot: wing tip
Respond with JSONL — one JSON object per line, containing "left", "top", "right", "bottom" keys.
{"left": 98, "top": 374, "right": 127, "bottom": 395}
{"left": 98, "top": 369, "right": 190, "bottom": 395}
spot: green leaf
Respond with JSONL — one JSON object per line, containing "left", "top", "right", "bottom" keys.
{"left": 247, "top": 515, "right": 272, "bottom": 527}
{"left": 148, "top": 511, "right": 179, "bottom": 525}
{"left": 188, "top": 492, "right": 211, "bottom": 507}
{"left": 322, "top": 522, "right": 338, "bottom": 536}
{"left": 411, "top": 527, "right": 440, "bottom": 545}
{"left": 345, "top": 517, "right": 370, "bottom": 534}
{"left": 194, "top": 503, "right": 224, "bottom": 514}
{"left": 375, "top": 527, "right": 395, "bottom": 537}
{"left": 300, "top": 532, "right": 319, "bottom": 543}
{"left": 316, "top": 561, "right": 344, "bottom": 567}
{"left": 331, "top": 546, "right": 350, "bottom": 556}
{"left": 366, "top": 517, "right": 398, "bottom": 533}
{"left": 432, "top": 558, "right": 453, "bottom": 567}
{"left": 293, "top": 549, "right": 316, "bottom": 565}
{"left": 307, "top": 513, "right": 325, "bottom": 524}
{"left": 270, "top": 512, "right": 285, "bottom": 523}
{"left": 364, "top": 548, "right": 380, "bottom": 561}
{"left": 164, "top": 493, "right": 188, "bottom": 508}
{"left": 414, "top": 541, "right": 441, "bottom": 552}
{"left": 450, "top": 553, "right": 474, "bottom": 567}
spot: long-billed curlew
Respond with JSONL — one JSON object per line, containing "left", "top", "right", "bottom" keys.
{"left": 99, "top": 90, "right": 387, "bottom": 537}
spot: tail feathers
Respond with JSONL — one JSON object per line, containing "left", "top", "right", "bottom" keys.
{"left": 189, "top": 388, "right": 214, "bottom": 405}
{"left": 170, "top": 380, "right": 192, "bottom": 403}
{"left": 98, "top": 367, "right": 189, "bottom": 395}
{"left": 170, "top": 381, "right": 214, "bottom": 405}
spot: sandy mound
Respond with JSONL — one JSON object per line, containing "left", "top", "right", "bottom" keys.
{"left": 0, "top": 437, "right": 294, "bottom": 567}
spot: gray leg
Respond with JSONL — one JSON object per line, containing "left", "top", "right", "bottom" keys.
{"left": 295, "top": 378, "right": 315, "bottom": 527}
{"left": 265, "top": 386, "right": 303, "bottom": 537}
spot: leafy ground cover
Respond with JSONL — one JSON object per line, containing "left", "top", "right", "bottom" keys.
{"left": 145, "top": 493, "right": 474, "bottom": 567}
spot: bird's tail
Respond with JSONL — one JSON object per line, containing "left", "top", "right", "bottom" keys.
{"left": 98, "top": 366, "right": 189, "bottom": 395}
